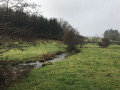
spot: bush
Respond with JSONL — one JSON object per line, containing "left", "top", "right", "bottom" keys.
{"left": 98, "top": 41, "right": 106, "bottom": 48}
{"left": 98, "top": 38, "right": 110, "bottom": 48}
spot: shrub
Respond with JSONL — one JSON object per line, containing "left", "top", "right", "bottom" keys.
{"left": 98, "top": 41, "right": 106, "bottom": 48}
{"left": 98, "top": 38, "right": 110, "bottom": 48}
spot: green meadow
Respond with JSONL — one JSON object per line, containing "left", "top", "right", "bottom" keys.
{"left": 8, "top": 44, "right": 120, "bottom": 90}
{"left": 0, "top": 40, "right": 65, "bottom": 62}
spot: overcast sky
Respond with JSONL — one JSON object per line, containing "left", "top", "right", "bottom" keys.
{"left": 28, "top": 0, "right": 120, "bottom": 37}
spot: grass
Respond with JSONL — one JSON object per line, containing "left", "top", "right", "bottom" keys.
{"left": 0, "top": 40, "right": 65, "bottom": 62}
{"left": 8, "top": 44, "right": 120, "bottom": 90}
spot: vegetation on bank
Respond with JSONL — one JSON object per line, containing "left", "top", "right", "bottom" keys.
{"left": 0, "top": 40, "right": 66, "bottom": 62}
{"left": 0, "top": 40, "right": 66, "bottom": 89}
{"left": 8, "top": 44, "right": 120, "bottom": 90}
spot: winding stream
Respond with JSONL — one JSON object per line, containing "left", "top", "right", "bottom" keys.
{"left": 21, "top": 53, "right": 68, "bottom": 68}
{"left": 0, "top": 53, "right": 68, "bottom": 89}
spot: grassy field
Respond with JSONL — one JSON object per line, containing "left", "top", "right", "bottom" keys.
{"left": 0, "top": 40, "right": 65, "bottom": 62}
{"left": 8, "top": 44, "right": 120, "bottom": 90}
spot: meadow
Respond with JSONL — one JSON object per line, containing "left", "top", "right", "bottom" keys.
{"left": 7, "top": 44, "right": 120, "bottom": 90}
{"left": 0, "top": 40, "right": 65, "bottom": 62}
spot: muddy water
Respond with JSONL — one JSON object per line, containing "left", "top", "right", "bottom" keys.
{"left": 21, "top": 53, "right": 68, "bottom": 68}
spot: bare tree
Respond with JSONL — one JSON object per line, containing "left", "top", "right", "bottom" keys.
{"left": 63, "top": 29, "right": 84, "bottom": 52}
{"left": 58, "top": 19, "right": 73, "bottom": 33}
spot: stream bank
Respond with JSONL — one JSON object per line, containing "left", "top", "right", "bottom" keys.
{"left": 21, "top": 53, "right": 68, "bottom": 68}
{"left": 0, "top": 50, "right": 80, "bottom": 89}
{"left": 0, "top": 51, "right": 68, "bottom": 89}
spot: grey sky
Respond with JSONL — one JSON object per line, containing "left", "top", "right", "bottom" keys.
{"left": 28, "top": 0, "right": 120, "bottom": 37}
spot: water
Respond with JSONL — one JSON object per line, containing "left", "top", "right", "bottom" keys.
{"left": 21, "top": 53, "right": 68, "bottom": 68}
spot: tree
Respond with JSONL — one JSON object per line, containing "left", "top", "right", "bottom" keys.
{"left": 104, "top": 29, "right": 120, "bottom": 41}
{"left": 58, "top": 19, "right": 73, "bottom": 33}
{"left": 63, "top": 29, "right": 84, "bottom": 52}
{"left": 117, "top": 34, "right": 120, "bottom": 41}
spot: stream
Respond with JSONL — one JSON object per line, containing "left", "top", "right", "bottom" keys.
{"left": 0, "top": 53, "right": 68, "bottom": 89}
{"left": 21, "top": 53, "right": 68, "bottom": 68}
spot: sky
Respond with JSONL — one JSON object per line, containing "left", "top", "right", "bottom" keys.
{"left": 28, "top": 0, "right": 120, "bottom": 37}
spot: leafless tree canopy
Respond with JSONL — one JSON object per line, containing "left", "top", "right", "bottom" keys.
{"left": 63, "top": 29, "right": 84, "bottom": 52}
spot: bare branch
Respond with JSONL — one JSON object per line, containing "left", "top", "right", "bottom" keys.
{"left": 9, "top": 0, "right": 23, "bottom": 9}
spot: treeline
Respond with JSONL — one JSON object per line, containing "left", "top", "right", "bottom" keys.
{"left": 0, "top": 7, "right": 64, "bottom": 40}
{"left": 85, "top": 29, "right": 120, "bottom": 46}
{"left": 104, "top": 29, "right": 120, "bottom": 41}
{"left": 0, "top": 5, "right": 85, "bottom": 53}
